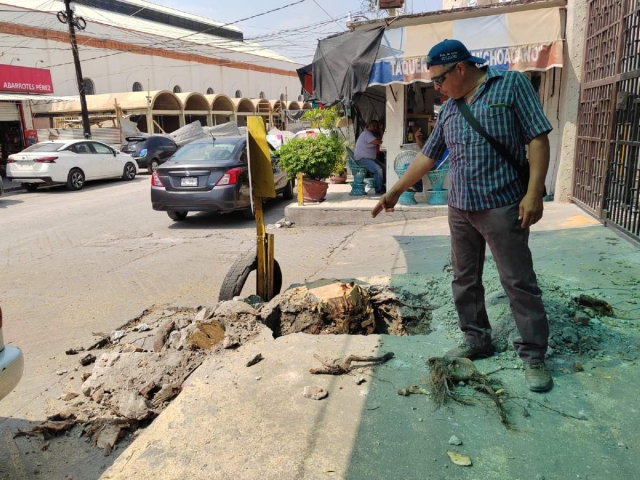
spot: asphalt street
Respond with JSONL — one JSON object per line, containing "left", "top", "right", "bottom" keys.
{"left": 0, "top": 176, "right": 360, "bottom": 478}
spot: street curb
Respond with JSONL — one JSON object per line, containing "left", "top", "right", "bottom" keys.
{"left": 284, "top": 204, "right": 448, "bottom": 226}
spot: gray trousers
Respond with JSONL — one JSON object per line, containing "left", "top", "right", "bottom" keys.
{"left": 448, "top": 201, "right": 549, "bottom": 362}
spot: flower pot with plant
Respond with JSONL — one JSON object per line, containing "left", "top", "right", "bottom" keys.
{"left": 276, "top": 132, "right": 344, "bottom": 202}
{"left": 329, "top": 154, "right": 348, "bottom": 184}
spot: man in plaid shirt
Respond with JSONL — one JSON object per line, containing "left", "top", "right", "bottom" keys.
{"left": 373, "top": 39, "right": 553, "bottom": 392}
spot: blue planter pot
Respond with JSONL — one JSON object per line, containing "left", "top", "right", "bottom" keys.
{"left": 399, "top": 191, "right": 417, "bottom": 205}
{"left": 426, "top": 189, "right": 448, "bottom": 205}
{"left": 427, "top": 168, "right": 449, "bottom": 191}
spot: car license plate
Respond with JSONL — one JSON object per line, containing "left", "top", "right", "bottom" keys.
{"left": 181, "top": 177, "right": 198, "bottom": 187}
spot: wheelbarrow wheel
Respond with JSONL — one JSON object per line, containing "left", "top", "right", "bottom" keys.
{"left": 218, "top": 250, "right": 282, "bottom": 302}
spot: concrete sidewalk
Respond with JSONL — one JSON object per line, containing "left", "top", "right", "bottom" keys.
{"left": 102, "top": 203, "right": 640, "bottom": 480}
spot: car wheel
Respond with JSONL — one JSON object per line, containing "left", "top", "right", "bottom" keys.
{"left": 66, "top": 168, "right": 85, "bottom": 191}
{"left": 218, "top": 250, "right": 283, "bottom": 302}
{"left": 148, "top": 159, "right": 160, "bottom": 174}
{"left": 122, "top": 162, "right": 136, "bottom": 181}
{"left": 21, "top": 183, "right": 39, "bottom": 192}
{"left": 241, "top": 206, "right": 255, "bottom": 220}
{"left": 167, "top": 211, "right": 188, "bottom": 221}
{"left": 282, "top": 179, "right": 294, "bottom": 200}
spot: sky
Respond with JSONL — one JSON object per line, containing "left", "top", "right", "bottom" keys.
{"left": 152, "top": 0, "right": 442, "bottom": 64}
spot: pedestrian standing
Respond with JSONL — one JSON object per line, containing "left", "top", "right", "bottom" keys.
{"left": 372, "top": 39, "right": 553, "bottom": 392}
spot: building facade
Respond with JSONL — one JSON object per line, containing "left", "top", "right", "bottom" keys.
{"left": 0, "top": 0, "right": 302, "bottom": 101}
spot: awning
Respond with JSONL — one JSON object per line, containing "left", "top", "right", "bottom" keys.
{"left": 369, "top": 6, "right": 564, "bottom": 86}
{"left": 312, "top": 27, "right": 385, "bottom": 107}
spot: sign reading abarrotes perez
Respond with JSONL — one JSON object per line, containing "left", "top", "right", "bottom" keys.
{"left": 246, "top": 116, "right": 276, "bottom": 207}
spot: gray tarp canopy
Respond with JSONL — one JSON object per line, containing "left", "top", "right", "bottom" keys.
{"left": 311, "top": 27, "right": 385, "bottom": 114}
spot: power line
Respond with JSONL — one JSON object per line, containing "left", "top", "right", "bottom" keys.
{"left": 43, "top": 0, "right": 309, "bottom": 69}
{"left": 311, "top": 0, "right": 347, "bottom": 31}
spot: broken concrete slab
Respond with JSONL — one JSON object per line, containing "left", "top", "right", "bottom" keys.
{"left": 187, "top": 321, "right": 225, "bottom": 351}
{"left": 153, "top": 319, "right": 176, "bottom": 352}
{"left": 213, "top": 301, "right": 259, "bottom": 325}
{"left": 118, "top": 391, "right": 153, "bottom": 421}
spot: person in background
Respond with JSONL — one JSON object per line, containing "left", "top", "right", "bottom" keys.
{"left": 372, "top": 39, "right": 553, "bottom": 393}
{"left": 354, "top": 120, "right": 386, "bottom": 195}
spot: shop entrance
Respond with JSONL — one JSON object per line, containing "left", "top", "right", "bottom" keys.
{"left": 0, "top": 120, "right": 24, "bottom": 178}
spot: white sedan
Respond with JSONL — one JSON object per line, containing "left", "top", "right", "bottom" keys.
{"left": 6, "top": 140, "right": 138, "bottom": 191}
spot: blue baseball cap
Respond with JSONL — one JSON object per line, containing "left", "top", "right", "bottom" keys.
{"left": 426, "top": 39, "right": 486, "bottom": 67}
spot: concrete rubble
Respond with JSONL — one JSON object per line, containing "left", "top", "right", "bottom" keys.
{"left": 29, "top": 302, "right": 270, "bottom": 454}
{"left": 28, "top": 281, "right": 428, "bottom": 455}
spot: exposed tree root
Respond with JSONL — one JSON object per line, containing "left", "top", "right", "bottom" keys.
{"left": 310, "top": 352, "right": 395, "bottom": 375}
{"left": 428, "top": 357, "right": 513, "bottom": 429}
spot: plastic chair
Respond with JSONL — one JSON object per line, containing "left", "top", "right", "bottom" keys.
{"left": 345, "top": 147, "right": 366, "bottom": 196}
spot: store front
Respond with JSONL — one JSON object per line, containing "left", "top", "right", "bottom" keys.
{"left": 0, "top": 64, "right": 53, "bottom": 176}
{"left": 367, "top": 4, "right": 565, "bottom": 191}
{"left": 310, "top": 0, "right": 565, "bottom": 196}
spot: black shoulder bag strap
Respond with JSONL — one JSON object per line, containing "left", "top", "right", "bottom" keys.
{"left": 455, "top": 98, "right": 545, "bottom": 196}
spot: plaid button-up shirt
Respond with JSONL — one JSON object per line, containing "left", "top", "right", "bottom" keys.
{"left": 422, "top": 67, "right": 552, "bottom": 212}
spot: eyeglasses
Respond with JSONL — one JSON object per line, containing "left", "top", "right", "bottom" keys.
{"left": 431, "top": 63, "right": 459, "bottom": 86}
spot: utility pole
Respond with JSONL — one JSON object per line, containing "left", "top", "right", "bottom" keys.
{"left": 58, "top": 0, "right": 90, "bottom": 138}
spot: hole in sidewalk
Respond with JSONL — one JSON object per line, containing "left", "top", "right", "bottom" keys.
{"left": 258, "top": 278, "right": 434, "bottom": 339}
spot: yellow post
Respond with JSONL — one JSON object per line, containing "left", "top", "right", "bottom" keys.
{"left": 297, "top": 172, "right": 304, "bottom": 206}
{"left": 247, "top": 116, "right": 277, "bottom": 301}
{"left": 254, "top": 202, "right": 275, "bottom": 301}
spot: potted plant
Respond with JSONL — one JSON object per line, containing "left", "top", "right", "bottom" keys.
{"left": 276, "top": 133, "right": 344, "bottom": 202}
{"left": 329, "top": 154, "right": 348, "bottom": 184}
{"left": 301, "top": 106, "right": 348, "bottom": 185}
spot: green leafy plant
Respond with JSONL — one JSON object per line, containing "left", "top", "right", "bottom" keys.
{"left": 302, "top": 106, "right": 341, "bottom": 130}
{"left": 276, "top": 133, "right": 345, "bottom": 181}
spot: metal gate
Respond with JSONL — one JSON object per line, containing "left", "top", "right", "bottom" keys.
{"left": 574, "top": 0, "right": 640, "bottom": 241}
{"left": 603, "top": 1, "right": 640, "bottom": 239}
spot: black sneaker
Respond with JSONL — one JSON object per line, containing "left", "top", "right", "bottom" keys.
{"left": 444, "top": 342, "right": 494, "bottom": 360}
{"left": 524, "top": 360, "right": 553, "bottom": 392}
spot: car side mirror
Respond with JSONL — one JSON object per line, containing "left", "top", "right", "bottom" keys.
{"left": 113, "top": 151, "right": 117, "bottom": 157}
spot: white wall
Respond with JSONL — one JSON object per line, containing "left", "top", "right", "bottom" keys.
{"left": 385, "top": 84, "right": 405, "bottom": 188}
{"left": 3, "top": 35, "right": 301, "bottom": 100}
{"left": 554, "top": 0, "right": 588, "bottom": 202}
{"left": 539, "top": 68, "right": 563, "bottom": 194}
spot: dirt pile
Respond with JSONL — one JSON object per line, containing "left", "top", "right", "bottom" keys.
{"left": 420, "top": 258, "right": 639, "bottom": 361}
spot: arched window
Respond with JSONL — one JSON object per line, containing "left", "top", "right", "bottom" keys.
{"left": 173, "top": 85, "right": 182, "bottom": 93}
{"left": 259, "top": 91, "right": 265, "bottom": 99}
{"left": 83, "top": 78, "right": 95, "bottom": 95}
{"left": 279, "top": 93, "right": 285, "bottom": 101}
{"left": 235, "top": 90, "right": 242, "bottom": 98}
{"left": 132, "top": 82, "right": 143, "bottom": 92}
{"left": 298, "top": 95, "right": 304, "bottom": 102}
{"left": 206, "top": 87, "right": 214, "bottom": 94}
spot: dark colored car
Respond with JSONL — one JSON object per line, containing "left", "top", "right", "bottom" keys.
{"left": 121, "top": 135, "right": 178, "bottom": 173}
{"left": 151, "top": 136, "right": 293, "bottom": 221}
